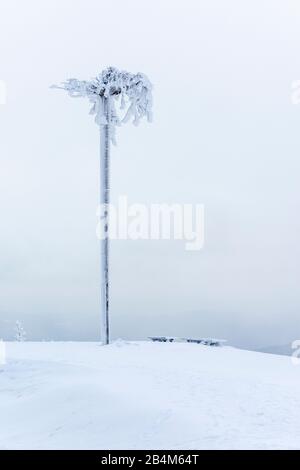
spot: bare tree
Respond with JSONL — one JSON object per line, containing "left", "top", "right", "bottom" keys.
{"left": 53, "top": 67, "right": 153, "bottom": 345}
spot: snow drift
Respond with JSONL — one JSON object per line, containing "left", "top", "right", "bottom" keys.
{"left": 1, "top": 341, "right": 300, "bottom": 450}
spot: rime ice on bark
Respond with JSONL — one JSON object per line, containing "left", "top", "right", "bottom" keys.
{"left": 53, "top": 66, "right": 153, "bottom": 144}
{"left": 15, "top": 321, "right": 26, "bottom": 342}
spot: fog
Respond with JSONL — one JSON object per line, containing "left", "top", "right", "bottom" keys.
{"left": 1, "top": 0, "right": 300, "bottom": 349}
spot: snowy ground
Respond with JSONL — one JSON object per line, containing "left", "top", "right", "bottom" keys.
{"left": 1, "top": 341, "right": 300, "bottom": 450}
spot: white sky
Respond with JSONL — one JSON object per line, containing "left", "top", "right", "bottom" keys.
{"left": 1, "top": 0, "right": 300, "bottom": 347}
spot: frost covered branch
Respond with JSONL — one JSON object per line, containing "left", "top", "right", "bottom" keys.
{"left": 52, "top": 67, "right": 153, "bottom": 144}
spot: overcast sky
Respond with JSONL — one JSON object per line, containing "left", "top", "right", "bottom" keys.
{"left": 0, "top": 0, "right": 300, "bottom": 348}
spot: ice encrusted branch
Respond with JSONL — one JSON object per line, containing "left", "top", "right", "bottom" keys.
{"left": 52, "top": 67, "right": 153, "bottom": 144}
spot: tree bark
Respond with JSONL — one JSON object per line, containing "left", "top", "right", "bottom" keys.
{"left": 100, "top": 97, "right": 110, "bottom": 345}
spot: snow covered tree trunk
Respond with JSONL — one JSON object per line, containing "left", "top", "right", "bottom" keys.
{"left": 15, "top": 321, "right": 26, "bottom": 342}
{"left": 53, "top": 67, "right": 152, "bottom": 345}
{"left": 100, "top": 97, "right": 110, "bottom": 345}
